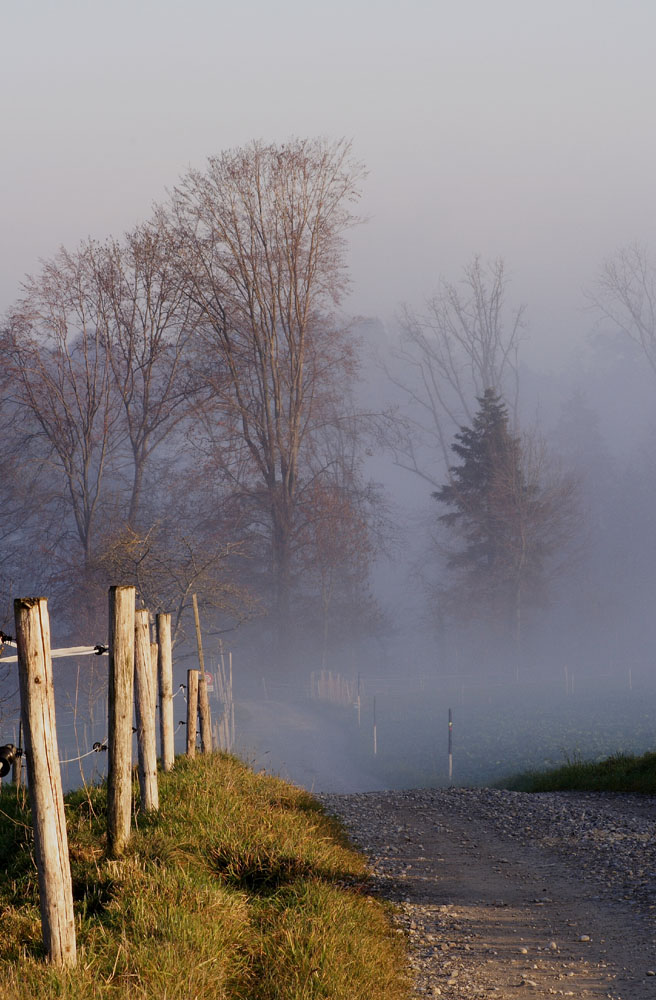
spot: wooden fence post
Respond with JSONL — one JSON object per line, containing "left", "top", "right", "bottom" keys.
{"left": 192, "top": 594, "right": 212, "bottom": 753}
{"left": 186, "top": 669, "right": 199, "bottom": 758}
{"left": 134, "top": 610, "right": 159, "bottom": 813}
{"left": 156, "top": 613, "right": 174, "bottom": 772}
{"left": 107, "top": 585, "right": 135, "bottom": 858}
{"left": 216, "top": 644, "right": 235, "bottom": 752}
{"left": 14, "top": 597, "right": 76, "bottom": 967}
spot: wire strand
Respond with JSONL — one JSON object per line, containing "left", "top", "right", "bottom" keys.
{"left": 59, "top": 741, "right": 108, "bottom": 765}
{"left": 0, "top": 643, "right": 108, "bottom": 664}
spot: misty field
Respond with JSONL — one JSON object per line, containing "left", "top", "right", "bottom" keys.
{"left": 9, "top": 662, "right": 655, "bottom": 796}
{"left": 234, "top": 667, "right": 656, "bottom": 793}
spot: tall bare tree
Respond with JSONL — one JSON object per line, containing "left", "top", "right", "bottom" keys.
{"left": 389, "top": 256, "right": 525, "bottom": 484}
{"left": 6, "top": 246, "right": 118, "bottom": 567}
{"left": 169, "top": 138, "right": 366, "bottom": 631}
{"left": 91, "top": 221, "right": 200, "bottom": 527}
{"left": 3, "top": 230, "right": 234, "bottom": 635}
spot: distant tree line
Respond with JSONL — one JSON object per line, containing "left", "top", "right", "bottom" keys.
{"left": 12, "top": 138, "right": 647, "bottom": 680}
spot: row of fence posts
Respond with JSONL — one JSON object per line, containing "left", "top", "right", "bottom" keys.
{"left": 11, "top": 585, "right": 215, "bottom": 968}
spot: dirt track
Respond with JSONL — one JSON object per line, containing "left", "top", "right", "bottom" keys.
{"left": 320, "top": 788, "right": 656, "bottom": 999}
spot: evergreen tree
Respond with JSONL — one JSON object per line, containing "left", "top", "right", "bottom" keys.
{"left": 434, "top": 389, "right": 571, "bottom": 655}
{"left": 434, "top": 389, "right": 532, "bottom": 575}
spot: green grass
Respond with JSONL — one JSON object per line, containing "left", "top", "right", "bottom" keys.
{"left": 0, "top": 754, "right": 409, "bottom": 999}
{"left": 500, "top": 749, "right": 656, "bottom": 794}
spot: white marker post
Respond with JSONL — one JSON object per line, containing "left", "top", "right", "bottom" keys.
{"left": 448, "top": 708, "right": 453, "bottom": 785}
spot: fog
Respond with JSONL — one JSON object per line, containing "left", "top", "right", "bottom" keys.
{"left": 4, "top": 2, "right": 656, "bottom": 342}
{"left": 6, "top": 303, "right": 656, "bottom": 796}
{"left": 3, "top": 1, "right": 656, "bottom": 793}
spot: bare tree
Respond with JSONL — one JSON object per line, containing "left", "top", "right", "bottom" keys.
{"left": 389, "top": 256, "right": 525, "bottom": 484}
{"left": 95, "top": 518, "right": 255, "bottom": 644}
{"left": 91, "top": 221, "right": 201, "bottom": 527}
{"left": 5, "top": 246, "right": 118, "bottom": 567}
{"left": 591, "top": 242, "right": 656, "bottom": 375}
{"left": 295, "top": 406, "right": 387, "bottom": 665}
{"left": 169, "top": 138, "right": 366, "bottom": 632}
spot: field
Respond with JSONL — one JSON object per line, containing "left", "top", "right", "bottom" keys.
{"left": 235, "top": 668, "right": 656, "bottom": 792}
{"left": 3, "top": 662, "right": 654, "bottom": 796}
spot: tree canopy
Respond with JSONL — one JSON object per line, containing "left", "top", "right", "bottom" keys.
{"left": 0, "top": 138, "right": 382, "bottom": 666}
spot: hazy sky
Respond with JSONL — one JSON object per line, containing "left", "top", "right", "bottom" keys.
{"left": 3, "top": 1, "right": 656, "bottom": 363}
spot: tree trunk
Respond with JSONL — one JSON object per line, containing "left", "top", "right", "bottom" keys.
{"left": 272, "top": 513, "right": 293, "bottom": 659}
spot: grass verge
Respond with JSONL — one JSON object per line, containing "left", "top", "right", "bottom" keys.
{"left": 500, "top": 750, "right": 656, "bottom": 794}
{"left": 0, "top": 754, "right": 409, "bottom": 999}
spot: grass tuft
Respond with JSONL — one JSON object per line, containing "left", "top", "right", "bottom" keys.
{"left": 500, "top": 749, "right": 656, "bottom": 793}
{"left": 209, "top": 840, "right": 319, "bottom": 894}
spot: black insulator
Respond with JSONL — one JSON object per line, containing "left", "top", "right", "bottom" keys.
{"left": 93, "top": 644, "right": 108, "bottom": 655}
{"left": 0, "top": 744, "right": 19, "bottom": 777}
{"left": 0, "top": 631, "right": 13, "bottom": 644}
{"left": 92, "top": 741, "right": 107, "bottom": 752}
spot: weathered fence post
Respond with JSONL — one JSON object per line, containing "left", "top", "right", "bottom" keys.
{"left": 14, "top": 597, "right": 76, "bottom": 967}
{"left": 107, "top": 585, "right": 135, "bottom": 858}
{"left": 186, "top": 668, "right": 199, "bottom": 758}
{"left": 134, "top": 610, "right": 159, "bottom": 813}
{"left": 192, "top": 594, "right": 212, "bottom": 753}
{"left": 156, "top": 612, "right": 174, "bottom": 771}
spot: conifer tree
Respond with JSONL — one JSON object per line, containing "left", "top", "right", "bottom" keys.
{"left": 434, "top": 389, "right": 529, "bottom": 575}
{"left": 434, "top": 389, "right": 574, "bottom": 658}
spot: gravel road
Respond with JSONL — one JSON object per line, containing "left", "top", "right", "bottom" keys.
{"left": 319, "top": 788, "right": 656, "bottom": 999}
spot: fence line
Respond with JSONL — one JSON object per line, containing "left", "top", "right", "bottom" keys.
{"left": 2, "top": 584, "right": 241, "bottom": 968}
{"left": 310, "top": 669, "right": 359, "bottom": 707}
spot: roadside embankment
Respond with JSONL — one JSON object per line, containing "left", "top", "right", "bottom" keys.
{"left": 0, "top": 754, "right": 407, "bottom": 1000}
